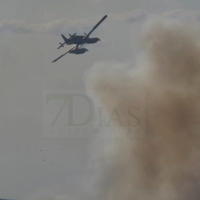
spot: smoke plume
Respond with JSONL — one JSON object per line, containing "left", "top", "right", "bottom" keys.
{"left": 86, "top": 20, "right": 200, "bottom": 200}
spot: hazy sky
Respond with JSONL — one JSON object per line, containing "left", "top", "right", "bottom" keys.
{"left": 0, "top": 0, "right": 199, "bottom": 199}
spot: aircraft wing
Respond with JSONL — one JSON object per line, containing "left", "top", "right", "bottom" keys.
{"left": 83, "top": 15, "right": 107, "bottom": 39}
{"left": 52, "top": 45, "right": 77, "bottom": 62}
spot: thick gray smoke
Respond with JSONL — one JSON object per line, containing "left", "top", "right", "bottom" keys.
{"left": 86, "top": 20, "right": 200, "bottom": 200}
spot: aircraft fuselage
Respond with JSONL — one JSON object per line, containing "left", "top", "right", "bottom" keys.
{"left": 65, "top": 36, "right": 100, "bottom": 45}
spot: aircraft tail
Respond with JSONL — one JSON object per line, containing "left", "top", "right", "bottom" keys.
{"left": 61, "top": 34, "right": 69, "bottom": 44}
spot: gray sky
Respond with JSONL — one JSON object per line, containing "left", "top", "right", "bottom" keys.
{"left": 0, "top": 0, "right": 199, "bottom": 199}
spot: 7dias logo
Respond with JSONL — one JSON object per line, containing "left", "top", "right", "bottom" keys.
{"left": 43, "top": 90, "right": 146, "bottom": 137}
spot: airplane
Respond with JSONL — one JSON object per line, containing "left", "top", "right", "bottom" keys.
{"left": 57, "top": 15, "right": 107, "bottom": 49}
{"left": 52, "top": 44, "right": 88, "bottom": 62}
